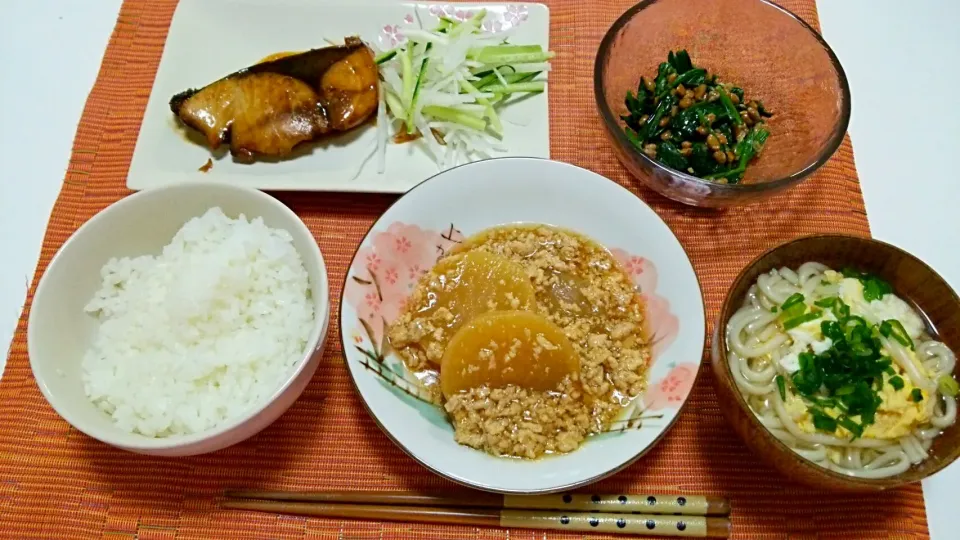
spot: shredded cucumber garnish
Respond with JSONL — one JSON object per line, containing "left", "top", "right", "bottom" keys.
{"left": 399, "top": 45, "right": 415, "bottom": 109}
{"left": 374, "top": 49, "right": 397, "bottom": 65}
{"left": 373, "top": 9, "right": 553, "bottom": 169}
{"left": 477, "top": 81, "right": 545, "bottom": 94}
{"left": 407, "top": 43, "right": 433, "bottom": 134}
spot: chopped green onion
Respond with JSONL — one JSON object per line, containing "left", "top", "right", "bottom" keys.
{"left": 841, "top": 269, "right": 892, "bottom": 301}
{"left": 476, "top": 81, "right": 545, "bottom": 94}
{"left": 807, "top": 395, "right": 836, "bottom": 409}
{"left": 814, "top": 297, "right": 850, "bottom": 318}
{"left": 910, "top": 388, "right": 924, "bottom": 402}
{"left": 775, "top": 375, "right": 786, "bottom": 401}
{"left": 938, "top": 375, "right": 959, "bottom": 397}
{"left": 834, "top": 384, "right": 856, "bottom": 396}
{"left": 837, "top": 415, "right": 864, "bottom": 439}
{"left": 889, "top": 375, "right": 905, "bottom": 391}
{"left": 879, "top": 319, "right": 915, "bottom": 350}
{"left": 811, "top": 408, "right": 837, "bottom": 432}
{"left": 779, "top": 293, "right": 806, "bottom": 320}
{"left": 780, "top": 303, "right": 806, "bottom": 320}
{"left": 783, "top": 310, "right": 822, "bottom": 330}
{"left": 781, "top": 293, "right": 805, "bottom": 309}
{"left": 770, "top": 306, "right": 778, "bottom": 313}
{"left": 421, "top": 105, "right": 487, "bottom": 131}
{"left": 863, "top": 278, "right": 892, "bottom": 301}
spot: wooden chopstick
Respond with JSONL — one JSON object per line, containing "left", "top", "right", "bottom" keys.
{"left": 222, "top": 500, "right": 732, "bottom": 538}
{"left": 225, "top": 490, "right": 730, "bottom": 516}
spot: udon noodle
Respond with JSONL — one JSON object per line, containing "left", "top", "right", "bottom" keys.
{"left": 726, "top": 262, "right": 958, "bottom": 478}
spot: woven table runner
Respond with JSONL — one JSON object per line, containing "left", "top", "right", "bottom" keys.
{"left": 0, "top": 0, "right": 930, "bottom": 538}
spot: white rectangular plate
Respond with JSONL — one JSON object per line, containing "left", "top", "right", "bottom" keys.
{"left": 127, "top": 0, "right": 550, "bottom": 193}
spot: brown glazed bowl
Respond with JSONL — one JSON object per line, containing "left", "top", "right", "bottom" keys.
{"left": 711, "top": 235, "right": 960, "bottom": 491}
{"left": 595, "top": 0, "right": 851, "bottom": 207}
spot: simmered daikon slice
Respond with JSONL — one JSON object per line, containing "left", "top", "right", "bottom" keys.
{"left": 405, "top": 251, "right": 538, "bottom": 361}
{"left": 440, "top": 310, "right": 579, "bottom": 398}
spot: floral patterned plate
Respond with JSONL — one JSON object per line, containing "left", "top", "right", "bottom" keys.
{"left": 341, "top": 158, "right": 705, "bottom": 493}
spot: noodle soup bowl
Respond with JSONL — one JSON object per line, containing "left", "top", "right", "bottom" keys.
{"left": 711, "top": 234, "right": 960, "bottom": 491}
{"left": 341, "top": 157, "right": 705, "bottom": 493}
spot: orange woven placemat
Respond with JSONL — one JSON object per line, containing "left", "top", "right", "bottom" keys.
{"left": 0, "top": 0, "right": 930, "bottom": 538}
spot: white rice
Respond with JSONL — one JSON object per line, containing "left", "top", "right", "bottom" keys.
{"left": 81, "top": 207, "right": 315, "bottom": 437}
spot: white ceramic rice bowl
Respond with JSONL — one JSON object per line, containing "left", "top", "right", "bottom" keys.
{"left": 28, "top": 182, "right": 330, "bottom": 456}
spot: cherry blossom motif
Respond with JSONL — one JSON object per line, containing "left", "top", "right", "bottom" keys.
{"left": 643, "top": 363, "right": 698, "bottom": 411}
{"left": 404, "top": 14, "right": 414, "bottom": 24}
{"left": 395, "top": 236, "right": 412, "bottom": 254}
{"left": 365, "top": 252, "right": 382, "bottom": 272}
{"left": 504, "top": 5, "right": 529, "bottom": 26}
{"left": 384, "top": 267, "right": 399, "bottom": 285}
{"left": 407, "top": 263, "right": 425, "bottom": 283}
{"left": 344, "top": 222, "right": 458, "bottom": 346}
{"left": 379, "top": 24, "right": 405, "bottom": 49}
{"left": 423, "top": 5, "right": 529, "bottom": 33}
{"left": 610, "top": 249, "right": 680, "bottom": 358}
{"left": 481, "top": 18, "right": 504, "bottom": 33}
{"left": 429, "top": 5, "right": 467, "bottom": 20}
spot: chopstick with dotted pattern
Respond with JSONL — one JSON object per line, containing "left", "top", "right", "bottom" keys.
{"left": 223, "top": 491, "right": 732, "bottom": 538}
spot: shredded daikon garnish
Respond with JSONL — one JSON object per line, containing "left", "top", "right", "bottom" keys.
{"left": 373, "top": 9, "right": 552, "bottom": 170}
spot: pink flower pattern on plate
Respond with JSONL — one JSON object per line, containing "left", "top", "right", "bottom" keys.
{"left": 642, "top": 363, "right": 698, "bottom": 411}
{"left": 380, "top": 24, "right": 405, "bottom": 48}
{"left": 346, "top": 227, "right": 689, "bottom": 411}
{"left": 379, "top": 6, "right": 531, "bottom": 48}
{"left": 504, "top": 5, "right": 529, "bottom": 26}
{"left": 610, "top": 249, "right": 680, "bottom": 358}
{"left": 344, "top": 222, "right": 463, "bottom": 346}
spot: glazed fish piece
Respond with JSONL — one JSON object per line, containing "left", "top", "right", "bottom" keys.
{"left": 169, "top": 38, "right": 378, "bottom": 162}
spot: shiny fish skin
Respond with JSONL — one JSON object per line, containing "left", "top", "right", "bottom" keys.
{"left": 169, "top": 39, "right": 378, "bottom": 162}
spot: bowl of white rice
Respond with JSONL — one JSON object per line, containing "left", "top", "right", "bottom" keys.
{"left": 27, "top": 182, "right": 329, "bottom": 456}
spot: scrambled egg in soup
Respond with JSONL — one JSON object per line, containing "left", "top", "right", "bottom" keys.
{"left": 785, "top": 377, "right": 929, "bottom": 440}
{"left": 781, "top": 271, "right": 931, "bottom": 448}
